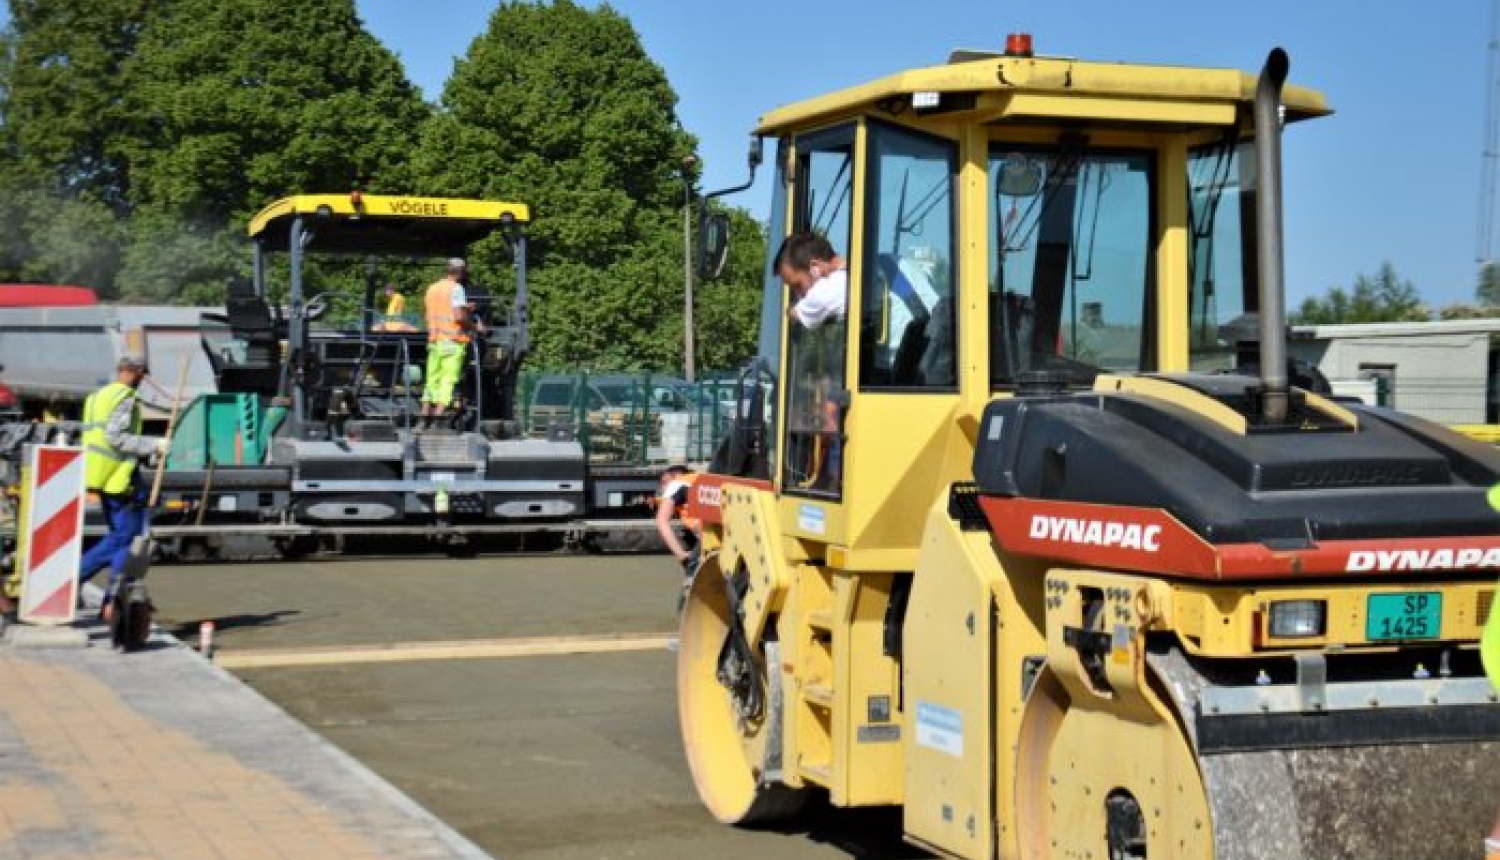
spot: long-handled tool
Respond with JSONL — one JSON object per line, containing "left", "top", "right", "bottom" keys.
{"left": 193, "top": 457, "right": 217, "bottom": 527}
{"left": 113, "top": 355, "right": 190, "bottom": 648}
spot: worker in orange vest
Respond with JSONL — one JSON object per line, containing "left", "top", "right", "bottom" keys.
{"left": 654, "top": 465, "right": 699, "bottom": 614}
{"left": 419, "top": 258, "right": 473, "bottom": 430}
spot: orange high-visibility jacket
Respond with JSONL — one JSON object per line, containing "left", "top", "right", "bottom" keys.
{"left": 424, "top": 279, "right": 469, "bottom": 344}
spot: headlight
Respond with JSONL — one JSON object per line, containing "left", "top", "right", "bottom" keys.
{"left": 1267, "top": 600, "right": 1326, "bottom": 638}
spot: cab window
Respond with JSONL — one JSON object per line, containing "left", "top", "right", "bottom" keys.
{"left": 861, "top": 121, "right": 957, "bottom": 390}
{"left": 1188, "top": 141, "right": 1256, "bottom": 370}
{"left": 989, "top": 144, "right": 1155, "bottom": 388}
{"left": 782, "top": 125, "right": 854, "bottom": 499}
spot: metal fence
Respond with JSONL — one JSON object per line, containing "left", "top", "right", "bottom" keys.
{"left": 515, "top": 372, "right": 737, "bottom": 466}
{"left": 1335, "top": 376, "right": 1494, "bottom": 426}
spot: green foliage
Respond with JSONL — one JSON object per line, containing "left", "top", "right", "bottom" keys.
{"left": 1478, "top": 261, "right": 1500, "bottom": 306}
{"left": 0, "top": 0, "right": 149, "bottom": 209}
{"left": 0, "top": 0, "right": 427, "bottom": 298}
{"left": 1291, "top": 262, "right": 1430, "bottom": 325}
{"left": 123, "top": 0, "right": 429, "bottom": 221}
{"left": 0, "top": 0, "right": 148, "bottom": 291}
{"left": 694, "top": 205, "right": 767, "bottom": 370}
{"left": 0, "top": 0, "right": 767, "bottom": 376}
{"left": 114, "top": 208, "right": 241, "bottom": 304}
{"left": 409, "top": 0, "right": 764, "bottom": 373}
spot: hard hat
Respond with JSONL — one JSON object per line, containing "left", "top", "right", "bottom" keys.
{"left": 447, "top": 257, "right": 467, "bottom": 271}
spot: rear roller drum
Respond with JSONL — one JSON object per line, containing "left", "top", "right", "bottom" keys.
{"left": 676, "top": 559, "right": 806, "bottom": 825}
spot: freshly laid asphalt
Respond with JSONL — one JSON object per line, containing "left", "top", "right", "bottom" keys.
{"left": 123, "top": 553, "right": 930, "bottom": 860}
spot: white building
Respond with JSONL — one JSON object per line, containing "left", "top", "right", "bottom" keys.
{"left": 1288, "top": 319, "right": 1500, "bottom": 425}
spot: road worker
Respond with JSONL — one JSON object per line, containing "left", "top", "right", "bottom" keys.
{"left": 419, "top": 258, "right": 473, "bottom": 430}
{"left": 78, "top": 353, "right": 166, "bottom": 620}
{"left": 653, "top": 465, "right": 700, "bottom": 614}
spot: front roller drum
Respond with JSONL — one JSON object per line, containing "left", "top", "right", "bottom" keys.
{"left": 1152, "top": 649, "right": 1500, "bottom": 860}
{"left": 676, "top": 560, "right": 806, "bottom": 825}
{"left": 1016, "top": 647, "right": 1500, "bottom": 860}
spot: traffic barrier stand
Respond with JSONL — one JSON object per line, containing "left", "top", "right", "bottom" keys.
{"left": 17, "top": 445, "right": 85, "bottom": 626}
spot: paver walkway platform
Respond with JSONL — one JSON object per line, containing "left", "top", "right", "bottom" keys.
{"left": 0, "top": 617, "right": 498, "bottom": 860}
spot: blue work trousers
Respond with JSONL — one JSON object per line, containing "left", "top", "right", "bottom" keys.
{"left": 78, "top": 491, "right": 146, "bottom": 600}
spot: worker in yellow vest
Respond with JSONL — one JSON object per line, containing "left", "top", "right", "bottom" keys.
{"left": 419, "top": 258, "right": 473, "bottom": 430}
{"left": 78, "top": 353, "right": 166, "bottom": 618}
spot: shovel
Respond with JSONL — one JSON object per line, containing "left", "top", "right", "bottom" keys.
{"left": 121, "top": 355, "right": 191, "bottom": 582}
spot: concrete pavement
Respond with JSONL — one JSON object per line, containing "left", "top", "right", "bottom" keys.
{"left": 0, "top": 616, "right": 498, "bottom": 860}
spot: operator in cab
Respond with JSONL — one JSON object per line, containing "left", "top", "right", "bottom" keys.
{"left": 78, "top": 353, "right": 167, "bottom": 620}
{"left": 419, "top": 258, "right": 473, "bottom": 430}
{"left": 777, "top": 232, "right": 846, "bottom": 329}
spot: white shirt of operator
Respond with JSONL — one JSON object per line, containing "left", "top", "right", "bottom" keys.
{"left": 793, "top": 268, "right": 847, "bottom": 329}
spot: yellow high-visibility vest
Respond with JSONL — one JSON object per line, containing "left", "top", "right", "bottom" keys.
{"left": 82, "top": 382, "right": 140, "bottom": 495}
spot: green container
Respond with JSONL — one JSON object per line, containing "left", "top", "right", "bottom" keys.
{"left": 166, "top": 394, "right": 282, "bottom": 469}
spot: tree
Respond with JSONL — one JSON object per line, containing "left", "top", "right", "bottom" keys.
{"left": 1292, "top": 262, "right": 1429, "bottom": 325}
{"left": 693, "top": 205, "right": 768, "bottom": 371}
{"left": 1478, "top": 260, "right": 1500, "bottom": 306}
{"left": 0, "top": 0, "right": 152, "bottom": 293}
{"left": 125, "top": 0, "right": 428, "bottom": 222}
{"left": 410, "top": 1, "right": 748, "bottom": 372}
{"left": 0, "top": 0, "right": 428, "bottom": 302}
{"left": 0, "top": 0, "right": 149, "bottom": 208}
{"left": 108, "top": 0, "right": 429, "bottom": 301}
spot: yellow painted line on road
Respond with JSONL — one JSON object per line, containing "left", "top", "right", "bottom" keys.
{"left": 214, "top": 631, "right": 677, "bottom": 669}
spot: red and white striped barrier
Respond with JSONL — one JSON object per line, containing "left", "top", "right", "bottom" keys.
{"left": 18, "top": 445, "right": 86, "bottom": 625}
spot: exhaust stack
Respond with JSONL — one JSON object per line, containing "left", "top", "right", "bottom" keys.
{"left": 1254, "top": 48, "right": 1290, "bottom": 425}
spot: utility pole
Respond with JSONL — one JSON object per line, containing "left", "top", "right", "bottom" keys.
{"left": 683, "top": 156, "right": 698, "bottom": 383}
{"left": 1480, "top": 0, "right": 1500, "bottom": 265}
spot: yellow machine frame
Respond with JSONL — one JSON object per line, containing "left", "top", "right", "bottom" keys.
{"left": 678, "top": 42, "right": 1500, "bottom": 860}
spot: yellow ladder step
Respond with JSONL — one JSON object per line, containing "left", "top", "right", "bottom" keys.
{"left": 807, "top": 610, "right": 834, "bottom": 630}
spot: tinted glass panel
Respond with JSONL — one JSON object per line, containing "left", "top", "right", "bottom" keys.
{"left": 861, "top": 122, "right": 957, "bottom": 389}
{"left": 1189, "top": 141, "right": 1256, "bottom": 371}
{"left": 989, "top": 145, "right": 1154, "bottom": 387}
{"left": 783, "top": 128, "right": 854, "bottom": 499}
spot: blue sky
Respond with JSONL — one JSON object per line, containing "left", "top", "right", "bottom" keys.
{"left": 356, "top": 0, "right": 1493, "bottom": 310}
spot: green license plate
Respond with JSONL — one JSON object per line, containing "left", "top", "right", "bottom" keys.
{"left": 1366, "top": 592, "right": 1441, "bottom": 641}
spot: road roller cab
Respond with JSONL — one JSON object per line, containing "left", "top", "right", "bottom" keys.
{"left": 678, "top": 35, "right": 1500, "bottom": 860}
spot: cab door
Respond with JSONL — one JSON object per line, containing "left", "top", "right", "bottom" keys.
{"left": 778, "top": 123, "right": 859, "bottom": 543}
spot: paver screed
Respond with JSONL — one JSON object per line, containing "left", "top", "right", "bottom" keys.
{"left": 0, "top": 625, "right": 498, "bottom": 860}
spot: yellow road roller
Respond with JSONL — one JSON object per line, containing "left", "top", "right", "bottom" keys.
{"left": 678, "top": 36, "right": 1500, "bottom": 860}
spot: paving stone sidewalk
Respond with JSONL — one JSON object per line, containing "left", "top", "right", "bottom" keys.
{"left": 0, "top": 619, "right": 499, "bottom": 860}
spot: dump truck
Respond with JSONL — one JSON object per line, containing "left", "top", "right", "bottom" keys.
{"left": 678, "top": 37, "right": 1500, "bottom": 860}
{"left": 0, "top": 286, "right": 218, "bottom": 421}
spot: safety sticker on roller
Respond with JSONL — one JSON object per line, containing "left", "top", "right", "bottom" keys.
{"left": 18, "top": 445, "right": 85, "bottom": 626}
{"left": 915, "top": 702, "right": 964, "bottom": 757}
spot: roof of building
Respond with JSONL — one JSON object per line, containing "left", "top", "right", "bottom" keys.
{"left": 1291, "top": 319, "right": 1500, "bottom": 340}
